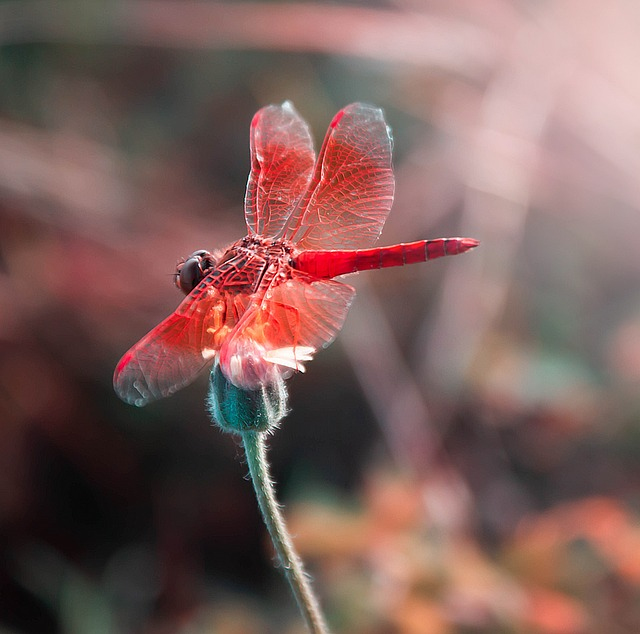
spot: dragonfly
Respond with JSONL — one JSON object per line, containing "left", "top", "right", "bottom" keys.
{"left": 114, "top": 102, "right": 478, "bottom": 406}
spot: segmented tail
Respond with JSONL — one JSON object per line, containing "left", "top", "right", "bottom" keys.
{"left": 293, "top": 238, "right": 479, "bottom": 279}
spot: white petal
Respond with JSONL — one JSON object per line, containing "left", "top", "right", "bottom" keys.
{"left": 263, "top": 346, "right": 316, "bottom": 371}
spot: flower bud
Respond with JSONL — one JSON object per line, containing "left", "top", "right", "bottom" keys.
{"left": 207, "top": 359, "right": 288, "bottom": 434}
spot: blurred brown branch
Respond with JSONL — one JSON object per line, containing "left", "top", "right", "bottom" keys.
{"left": 0, "top": 120, "right": 128, "bottom": 225}
{"left": 0, "top": 0, "right": 496, "bottom": 76}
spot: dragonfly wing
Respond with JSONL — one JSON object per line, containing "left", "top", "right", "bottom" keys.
{"left": 219, "top": 269, "right": 355, "bottom": 389}
{"left": 245, "top": 101, "right": 316, "bottom": 238}
{"left": 286, "top": 103, "right": 395, "bottom": 250}
{"left": 113, "top": 286, "right": 235, "bottom": 406}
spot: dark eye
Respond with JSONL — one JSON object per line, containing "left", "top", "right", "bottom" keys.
{"left": 175, "top": 250, "right": 214, "bottom": 295}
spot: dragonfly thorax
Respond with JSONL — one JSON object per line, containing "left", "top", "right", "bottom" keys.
{"left": 175, "top": 237, "right": 298, "bottom": 297}
{"left": 240, "top": 235, "right": 296, "bottom": 258}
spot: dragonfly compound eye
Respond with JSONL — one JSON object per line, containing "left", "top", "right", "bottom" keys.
{"left": 176, "top": 250, "right": 214, "bottom": 294}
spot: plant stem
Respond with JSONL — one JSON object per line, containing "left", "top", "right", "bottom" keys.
{"left": 241, "top": 431, "right": 330, "bottom": 634}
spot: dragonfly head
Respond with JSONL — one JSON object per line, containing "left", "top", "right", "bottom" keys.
{"left": 175, "top": 249, "right": 215, "bottom": 295}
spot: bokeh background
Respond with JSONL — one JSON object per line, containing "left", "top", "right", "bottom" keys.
{"left": 2, "top": 1, "right": 640, "bottom": 632}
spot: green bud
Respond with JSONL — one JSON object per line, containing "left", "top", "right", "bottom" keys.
{"left": 207, "top": 360, "right": 288, "bottom": 433}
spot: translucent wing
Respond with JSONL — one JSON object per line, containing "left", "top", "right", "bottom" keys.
{"left": 285, "top": 103, "right": 395, "bottom": 250}
{"left": 245, "top": 101, "right": 316, "bottom": 238}
{"left": 113, "top": 285, "right": 249, "bottom": 407}
{"left": 218, "top": 269, "right": 356, "bottom": 389}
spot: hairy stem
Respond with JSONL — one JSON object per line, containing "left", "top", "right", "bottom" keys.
{"left": 241, "top": 431, "right": 330, "bottom": 634}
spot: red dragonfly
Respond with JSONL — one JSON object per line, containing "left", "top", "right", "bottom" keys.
{"left": 114, "top": 102, "right": 478, "bottom": 406}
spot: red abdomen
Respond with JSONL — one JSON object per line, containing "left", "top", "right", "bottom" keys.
{"left": 293, "top": 238, "right": 479, "bottom": 279}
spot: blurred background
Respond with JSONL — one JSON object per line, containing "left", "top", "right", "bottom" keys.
{"left": 1, "top": 0, "right": 640, "bottom": 632}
